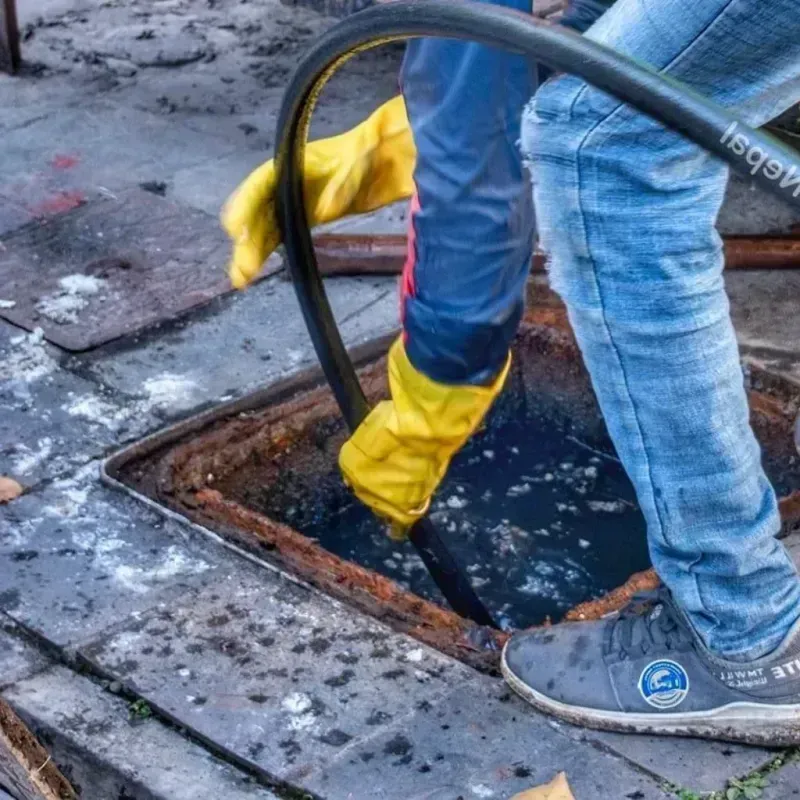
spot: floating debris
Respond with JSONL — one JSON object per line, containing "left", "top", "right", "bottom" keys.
{"left": 587, "top": 499, "right": 627, "bottom": 514}
{"left": 446, "top": 495, "right": 468, "bottom": 510}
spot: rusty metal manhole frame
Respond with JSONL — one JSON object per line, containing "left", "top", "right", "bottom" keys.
{"left": 103, "top": 310, "right": 800, "bottom": 673}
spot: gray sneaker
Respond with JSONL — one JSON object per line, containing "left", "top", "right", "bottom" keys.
{"left": 502, "top": 590, "right": 800, "bottom": 745}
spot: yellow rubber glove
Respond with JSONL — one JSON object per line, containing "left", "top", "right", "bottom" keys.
{"left": 339, "top": 338, "right": 511, "bottom": 539}
{"left": 222, "top": 94, "right": 416, "bottom": 289}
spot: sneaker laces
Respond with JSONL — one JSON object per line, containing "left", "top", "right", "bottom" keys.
{"left": 604, "top": 589, "right": 696, "bottom": 661}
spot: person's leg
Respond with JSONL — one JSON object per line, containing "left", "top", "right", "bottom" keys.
{"left": 503, "top": 0, "right": 800, "bottom": 743}
{"left": 338, "top": 1, "right": 621, "bottom": 538}
{"left": 399, "top": 6, "right": 537, "bottom": 386}
{"left": 400, "top": 0, "right": 616, "bottom": 386}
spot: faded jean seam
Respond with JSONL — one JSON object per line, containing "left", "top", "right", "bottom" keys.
{"left": 570, "top": 108, "right": 671, "bottom": 549}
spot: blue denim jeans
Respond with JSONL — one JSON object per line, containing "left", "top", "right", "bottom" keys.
{"left": 400, "top": 0, "right": 614, "bottom": 385}
{"left": 523, "top": 0, "right": 800, "bottom": 659}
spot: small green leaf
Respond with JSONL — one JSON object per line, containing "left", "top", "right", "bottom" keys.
{"left": 128, "top": 699, "right": 153, "bottom": 720}
{"left": 743, "top": 787, "right": 762, "bottom": 800}
{"left": 727, "top": 788, "right": 740, "bottom": 800}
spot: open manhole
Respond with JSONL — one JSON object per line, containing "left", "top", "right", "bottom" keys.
{"left": 106, "top": 308, "right": 800, "bottom": 671}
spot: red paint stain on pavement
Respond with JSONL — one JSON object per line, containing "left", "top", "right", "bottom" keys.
{"left": 51, "top": 154, "right": 80, "bottom": 170}
{"left": 30, "top": 191, "right": 86, "bottom": 217}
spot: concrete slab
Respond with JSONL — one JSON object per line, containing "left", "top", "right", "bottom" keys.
{"left": 0, "top": 322, "right": 158, "bottom": 487}
{"left": 717, "top": 172, "right": 800, "bottom": 236}
{"left": 0, "top": 462, "right": 238, "bottom": 647}
{"left": 80, "top": 274, "right": 398, "bottom": 418}
{"left": 728, "top": 269, "right": 800, "bottom": 360}
{"left": 5, "top": 666, "right": 280, "bottom": 800}
{"left": 577, "top": 728, "right": 777, "bottom": 795}
{"left": 0, "top": 74, "right": 96, "bottom": 135}
{"left": 170, "top": 150, "right": 273, "bottom": 218}
{"left": 0, "top": 101, "right": 237, "bottom": 235}
{"left": 0, "top": 622, "right": 52, "bottom": 691}
{"left": 305, "top": 678, "right": 671, "bottom": 800}
{"left": 79, "top": 564, "right": 475, "bottom": 786}
{"left": 0, "top": 98, "right": 215, "bottom": 182}
{"left": 763, "top": 758, "right": 800, "bottom": 798}
{"left": 0, "top": 188, "right": 246, "bottom": 351}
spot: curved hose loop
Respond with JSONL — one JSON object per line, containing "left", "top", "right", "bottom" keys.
{"left": 274, "top": 0, "right": 800, "bottom": 627}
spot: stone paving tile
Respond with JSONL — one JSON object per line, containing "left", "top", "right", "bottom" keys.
{"left": 717, "top": 172, "right": 800, "bottom": 235}
{"left": 307, "top": 677, "right": 671, "bottom": 800}
{"left": 170, "top": 149, "right": 273, "bottom": 218}
{"left": 0, "top": 622, "right": 52, "bottom": 690}
{"left": 0, "top": 321, "right": 158, "bottom": 487}
{"left": 80, "top": 273, "right": 397, "bottom": 417}
{"left": 326, "top": 202, "right": 409, "bottom": 237}
{"left": 728, "top": 269, "right": 800, "bottom": 358}
{"left": 6, "top": 666, "right": 280, "bottom": 800}
{"left": 0, "top": 462, "right": 243, "bottom": 647}
{"left": 578, "top": 727, "right": 777, "bottom": 795}
{"left": 0, "top": 73, "right": 98, "bottom": 135}
{"left": 336, "top": 278, "right": 398, "bottom": 345}
{"left": 0, "top": 101, "right": 238, "bottom": 234}
{"left": 763, "top": 758, "right": 800, "bottom": 798}
{"left": 0, "top": 199, "right": 33, "bottom": 238}
{"left": 1, "top": 101, "right": 236, "bottom": 185}
{"left": 79, "top": 565, "right": 474, "bottom": 786}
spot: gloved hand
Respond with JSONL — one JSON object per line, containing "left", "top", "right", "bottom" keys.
{"left": 339, "top": 338, "right": 511, "bottom": 539}
{"left": 222, "top": 94, "right": 416, "bottom": 289}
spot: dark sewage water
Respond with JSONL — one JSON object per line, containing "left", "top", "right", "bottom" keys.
{"left": 251, "top": 388, "right": 652, "bottom": 630}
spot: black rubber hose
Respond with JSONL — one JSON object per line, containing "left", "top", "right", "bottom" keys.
{"left": 274, "top": 0, "right": 800, "bottom": 628}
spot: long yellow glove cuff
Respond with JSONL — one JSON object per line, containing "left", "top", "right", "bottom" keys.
{"left": 339, "top": 339, "right": 511, "bottom": 534}
{"left": 222, "top": 95, "right": 416, "bottom": 289}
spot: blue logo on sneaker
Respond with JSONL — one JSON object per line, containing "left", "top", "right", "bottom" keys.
{"left": 639, "top": 660, "right": 690, "bottom": 710}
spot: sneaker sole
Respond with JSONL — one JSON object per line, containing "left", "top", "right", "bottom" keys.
{"left": 501, "top": 642, "right": 800, "bottom": 746}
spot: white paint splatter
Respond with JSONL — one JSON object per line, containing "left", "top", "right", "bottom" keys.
{"left": 113, "top": 545, "right": 211, "bottom": 594}
{"left": 41, "top": 463, "right": 98, "bottom": 519}
{"left": 286, "top": 349, "right": 306, "bottom": 366}
{"left": 282, "top": 693, "right": 312, "bottom": 715}
{"left": 36, "top": 274, "right": 107, "bottom": 325}
{"left": 404, "top": 648, "right": 424, "bottom": 663}
{"left": 11, "top": 437, "right": 53, "bottom": 476}
{"left": 0, "top": 299, "right": 16, "bottom": 309}
{"left": 142, "top": 373, "right": 198, "bottom": 410}
{"left": 65, "top": 394, "right": 131, "bottom": 430}
{"left": 282, "top": 692, "right": 318, "bottom": 731}
{"left": 1, "top": 328, "right": 56, "bottom": 383}
{"left": 578, "top": 538, "right": 591, "bottom": 549}
{"left": 470, "top": 785, "right": 495, "bottom": 798}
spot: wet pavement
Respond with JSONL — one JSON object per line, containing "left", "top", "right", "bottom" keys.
{"left": 2, "top": 0, "right": 800, "bottom": 798}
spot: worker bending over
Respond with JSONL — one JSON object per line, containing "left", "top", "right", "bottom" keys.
{"left": 224, "top": 0, "right": 800, "bottom": 744}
